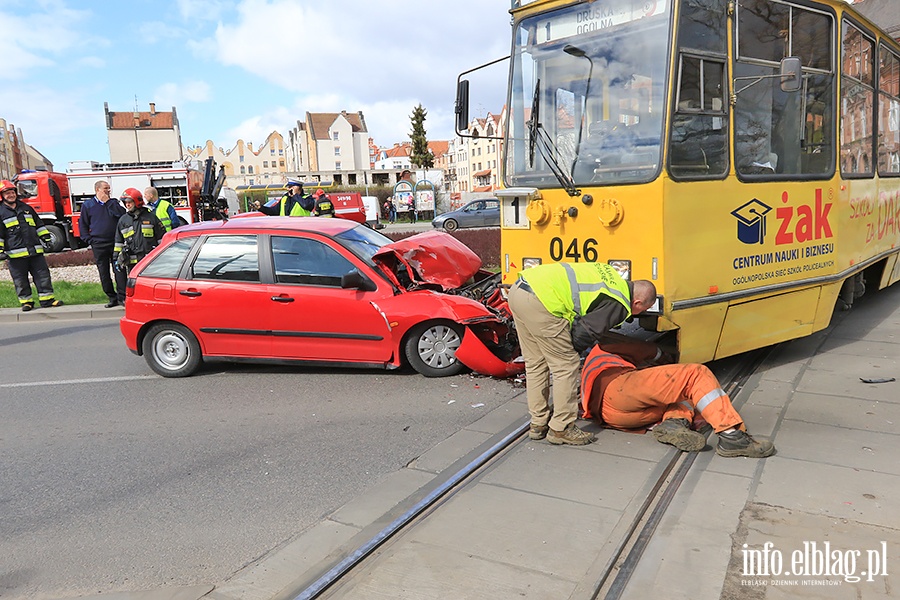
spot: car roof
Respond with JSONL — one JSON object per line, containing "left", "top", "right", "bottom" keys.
{"left": 173, "top": 216, "right": 359, "bottom": 237}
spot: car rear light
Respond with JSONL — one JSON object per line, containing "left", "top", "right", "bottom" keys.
{"left": 126, "top": 277, "right": 136, "bottom": 297}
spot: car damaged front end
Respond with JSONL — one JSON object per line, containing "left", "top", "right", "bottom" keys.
{"left": 373, "top": 231, "right": 523, "bottom": 378}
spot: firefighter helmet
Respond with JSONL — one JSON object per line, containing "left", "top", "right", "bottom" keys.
{"left": 0, "top": 180, "right": 16, "bottom": 195}
{"left": 120, "top": 188, "right": 144, "bottom": 207}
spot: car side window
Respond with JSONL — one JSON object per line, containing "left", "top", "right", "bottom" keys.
{"left": 485, "top": 200, "right": 499, "bottom": 210}
{"left": 138, "top": 239, "right": 195, "bottom": 278}
{"left": 272, "top": 235, "right": 356, "bottom": 287}
{"left": 191, "top": 235, "right": 260, "bottom": 282}
{"left": 467, "top": 201, "right": 484, "bottom": 211}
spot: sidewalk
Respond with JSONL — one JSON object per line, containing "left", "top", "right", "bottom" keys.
{"left": 0, "top": 302, "right": 122, "bottom": 324}
{"left": 32, "top": 283, "right": 900, "bottom": 599}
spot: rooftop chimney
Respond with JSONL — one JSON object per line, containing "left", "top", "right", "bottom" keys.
{"left": 149, "top": 102, "right": 156, "bottom": 115}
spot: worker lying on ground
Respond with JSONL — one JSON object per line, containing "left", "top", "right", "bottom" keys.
{"left": 579, "top": 342, "right": 775, "bottom": 458}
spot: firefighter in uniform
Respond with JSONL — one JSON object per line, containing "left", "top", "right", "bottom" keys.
{"left": 254, "top": 180, "right": 314, "bottom": 216}
{"left": 507, "top": 262, "right": 657, "bottom": 446}
{"left": 144, "top": 186, "right": 179, "bottom": 232}
{"left": 113, "top": 188, "right": 167, "bottom": 276}
{"left": 0, "top": 180, "right": 63, "bottom": 311}
{"left": 580, "top": 342, "right": 776, "bottom": 458}
{"left": 312, "top": 189, "right": 335, "bottom": 217}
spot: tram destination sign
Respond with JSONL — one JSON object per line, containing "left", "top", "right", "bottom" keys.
{"left": 533, "top": 0, "right": 668, "bottom": 44}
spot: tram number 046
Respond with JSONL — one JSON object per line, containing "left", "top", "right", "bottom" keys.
{"left": 550, "top": 237, "right": 599, "bottom": 262}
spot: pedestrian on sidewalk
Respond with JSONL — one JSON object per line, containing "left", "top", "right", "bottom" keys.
{"left": 507, "top": 262, "right": 657, "bottom": 446}
{"left": 0, "top": 180, "right": 63, "bottom": 311}
{"left": 580, "top": 342, "right": 775, "bottom": 458}
{"left": 79, "top": 180, "right": 126, "bottom": 307}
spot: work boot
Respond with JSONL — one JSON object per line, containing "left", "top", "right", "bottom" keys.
{"left": 21, "top": 302, "right": 34, "bottom": 312}
{"left": 40, "top": 299, "right": 63, "bottom": 308}
{"left": 529, "top": 424, "right": 549, "bottom": 440}
{"left": 547, "top": 423, "right": 595, "bottom": 446}
{"left": 716, "top": 429, "right": 776, "bottom": 458}
{"left": 652, "top": 418, "right": 706, "bottom": 452}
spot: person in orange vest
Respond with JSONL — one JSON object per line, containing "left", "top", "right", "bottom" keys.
{"left": 579, "top": 342, "right": 775, "bottom": 458}
{"left": 507, "top": 262, "right": 657, "bottom": 446}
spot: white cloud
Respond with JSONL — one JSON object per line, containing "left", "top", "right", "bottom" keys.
{"left": 153, "top": 81, "right": 213, "bottom": 107}
{"left": 0, "top": 83, "right": 102, "bottom": 145}
{"left": 205, "top": 0, "right": 511, "bottom": 144}
{"left": 176, "top": 0, "right": 232, "bottom": 21}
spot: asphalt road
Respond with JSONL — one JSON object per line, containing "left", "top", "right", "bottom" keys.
{"left": 0, "top": 317, "right": 521, "bottom": 599}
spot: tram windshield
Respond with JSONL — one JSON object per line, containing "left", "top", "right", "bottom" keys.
{"left": 506, "top": 1, "right": 671, "bottom": 189}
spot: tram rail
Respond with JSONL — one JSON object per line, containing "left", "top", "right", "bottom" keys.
{"left": 287, "top": 347, "right": 773, "bottom": 600}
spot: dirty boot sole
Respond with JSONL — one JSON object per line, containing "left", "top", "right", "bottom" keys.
{"left": 653, "top": 427, "right": 706, "bottom": 452}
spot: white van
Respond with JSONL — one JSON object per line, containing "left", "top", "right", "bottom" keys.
{"left": 361, "top": 196, "right": 384, "bottom": 229}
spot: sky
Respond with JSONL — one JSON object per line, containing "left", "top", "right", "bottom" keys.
{"left": 1, "top": 0, "right": 513, "bottom": 170}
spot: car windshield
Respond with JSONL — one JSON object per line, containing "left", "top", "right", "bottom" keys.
{"left": 333, "top": 224, "right": 393, "bottom": 265}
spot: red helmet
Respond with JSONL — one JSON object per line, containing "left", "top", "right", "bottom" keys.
{"left": 314, "top": 189, "right": 325, "bottom": 198}
{"left": 120, "top": 188, "right": 144, "bottom": 208}
{"left": 0, "top": 180, "right": 16, "bottom": 195}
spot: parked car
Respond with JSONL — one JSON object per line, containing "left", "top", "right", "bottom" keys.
{"left": 120, "top": 217, "right": 522, "bottom": 379}
{"left": 432, "top": 198, "right": 501, "bottom": 232}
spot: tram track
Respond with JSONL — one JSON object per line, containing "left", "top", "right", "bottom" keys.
{"left": 284, "top": 346, "right": 773, "bottom": 600}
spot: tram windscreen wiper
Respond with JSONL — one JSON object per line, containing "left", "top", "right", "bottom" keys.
{"left": 527, "top": 79, "right": 541, "bottom": 167}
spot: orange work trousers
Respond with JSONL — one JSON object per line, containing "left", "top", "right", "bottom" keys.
{"left": 600, "top": 363, "right": 744, "bottom": 433}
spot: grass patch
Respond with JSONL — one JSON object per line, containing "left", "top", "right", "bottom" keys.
{"left": 0, "top": 280, "right": 108, "bottom": 308}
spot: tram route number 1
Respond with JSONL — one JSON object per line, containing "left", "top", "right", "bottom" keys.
{"left": 550, "top": 237, "right": 599, "bottom": 262}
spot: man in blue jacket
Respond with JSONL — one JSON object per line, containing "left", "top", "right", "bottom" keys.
{"left": 80, "top": 180, "right": 126, "bottom": 307}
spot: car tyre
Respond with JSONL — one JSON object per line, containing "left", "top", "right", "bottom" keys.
{"left": 442, "top": 219, "right": 459, "bottom": 232}
{"left": 405, "top": 321, "right": 466, "bottom": 377}
{"left": 142, "top": 322, "right": 202, "bottom": 377}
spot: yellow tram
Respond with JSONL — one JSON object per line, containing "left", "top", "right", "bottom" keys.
{"left": 457, "top": 0, "right": 900, "bottom": 363}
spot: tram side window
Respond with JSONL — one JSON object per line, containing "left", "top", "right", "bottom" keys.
{"left": 841, "top": 22, "right": 875, "bottom": 178}
{"left": 669, "top": 54, "right": 728, "bottom": 178}
{"left": 878, "top": 47, "right": 900, "bottom": 175}
{"left": 734, "top": 0, "right": 835, "bottom": 179}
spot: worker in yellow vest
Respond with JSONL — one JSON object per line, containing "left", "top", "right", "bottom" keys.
{"left": 144, "top": 186, "right": 180, "bottom": 232}
{"left": 507, "top": 262, "right": 657, "bottom": 446}
{"left": 255, "top": 180, "right": 314, "bottom": 216}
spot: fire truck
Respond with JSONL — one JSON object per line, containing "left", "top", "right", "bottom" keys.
{"left": 13, "top": 158, "right": 222, "bottom": 252}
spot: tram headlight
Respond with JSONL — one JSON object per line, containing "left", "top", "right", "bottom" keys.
{"left": 608, "top": 259, "right": 631, "bottom": 281}
{"left": 522, "top": 257, "right": 542, "bottom": 269}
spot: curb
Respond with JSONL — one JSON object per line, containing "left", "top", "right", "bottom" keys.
{"left": 0, "top": 303, "right": 123, "bottom": 324}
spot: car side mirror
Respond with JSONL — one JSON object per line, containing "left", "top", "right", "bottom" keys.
{"left": 341, "top": 269, "right": 377, "bottom": 292}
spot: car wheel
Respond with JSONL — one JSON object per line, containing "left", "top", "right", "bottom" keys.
{"left": 405, "top": 321, "right": 466, "bottom": 377}
{"left": 142, "top": 323, "right": 202, "bottom": 377}
{"left": 443, "top": 219, "right": 459, "bottom": 232}
{"left": 44, "top": 224, "right": 67, "bottom": 252}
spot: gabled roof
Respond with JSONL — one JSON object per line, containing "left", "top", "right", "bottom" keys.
{"left": 307, "top": 111, "right": 368, "bottom": 140}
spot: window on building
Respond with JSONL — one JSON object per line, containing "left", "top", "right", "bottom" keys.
{"left": 263, "top": 161, "right": 269, "bottom": 168}
{"left": 240, "top": 155, "right": 245, "bottom": 162}
{"left": 240, "top": 166, "right": 245, "bottom": 174}
{"left": 248, "top": 166, "right": 254, "bottom": 174}
{"left": 334, "top": 147, "right": 341, "bottom": 156}
{"left": 271, "top": 148, "right": 275, "bottom": 155}
{"left": 280, "top": 160, "right": 285, "bottom": 167}
{"left": 332, "top": 132, "right": 339, "bottom": 141}
{"left": 335, "top": 162, "right": 342, "bottom": 170}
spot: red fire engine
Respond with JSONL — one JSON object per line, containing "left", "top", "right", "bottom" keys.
{"left": 14, "top": 159, "right": 216, "bottom": 252}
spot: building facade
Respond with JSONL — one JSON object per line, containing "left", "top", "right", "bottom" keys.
{"left": 106, "top": 102, "right": 183, "bottom": 163}
{"left": 183, "top": 131, "right": 287, "bottom": 188}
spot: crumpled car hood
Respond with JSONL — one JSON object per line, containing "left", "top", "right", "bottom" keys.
{"left": 373, "top": 230, "right": 481, "bottom": 290}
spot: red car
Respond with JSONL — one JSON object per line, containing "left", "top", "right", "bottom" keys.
{"left": 120, "top": 216, "right": 523, "bottom": 378}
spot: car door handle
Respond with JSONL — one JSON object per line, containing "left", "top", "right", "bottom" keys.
{"left": 271, "top": 295, "right": 295, "bottom": 302}
{"left": 179, "top": 290, "right": 202, "bottom": 297}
